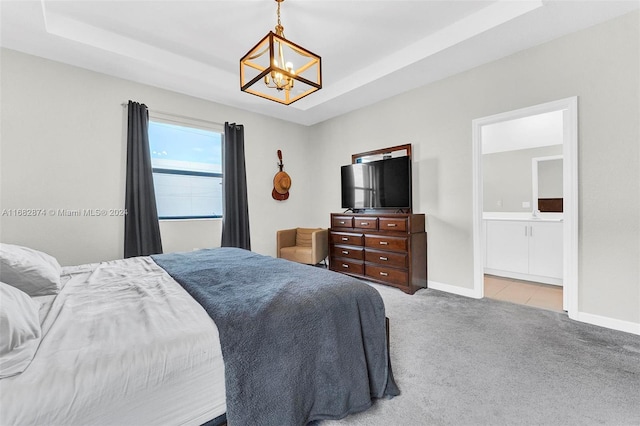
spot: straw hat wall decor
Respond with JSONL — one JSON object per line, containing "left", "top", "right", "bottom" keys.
{"left": 272, "top": 150, "right": 291, "bottom": 201}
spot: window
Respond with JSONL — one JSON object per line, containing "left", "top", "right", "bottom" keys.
{"left": 148, "top": 117, "right": 223, "bottom": 219}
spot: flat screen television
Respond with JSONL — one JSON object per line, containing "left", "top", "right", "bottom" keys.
{"left": 341, "top": 156, "right": 412, "bottom": 210}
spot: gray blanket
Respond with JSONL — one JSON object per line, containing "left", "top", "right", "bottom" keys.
{"left": 152, "top": 247, "right": 398, "bottom": 426}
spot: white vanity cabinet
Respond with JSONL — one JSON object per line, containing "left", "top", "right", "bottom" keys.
{"left": 484, "top": 219, "right": 563, "bottom": 285}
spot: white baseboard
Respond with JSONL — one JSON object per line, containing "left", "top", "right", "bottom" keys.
{"left": 428, "top": 280, "right": 481, "bottom": 299}
{"left": 574, "top": 311, "right": 640, "bottom": 336}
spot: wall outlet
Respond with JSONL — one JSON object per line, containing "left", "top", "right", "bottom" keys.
{"left": 522, "top": 201, "right": 531, "bottom": 208}
{"left": 497, "top": 200, "right": 503, "bottom": 207}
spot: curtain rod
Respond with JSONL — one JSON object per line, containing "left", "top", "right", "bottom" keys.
{"left": 121, "top": 102, "right": 223, "bottom": 127}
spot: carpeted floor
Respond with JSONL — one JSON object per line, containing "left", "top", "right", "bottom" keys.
{"left": 322, "top": 283, "right": 640, "bottom": 426}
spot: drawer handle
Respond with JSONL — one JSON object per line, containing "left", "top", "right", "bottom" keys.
{"left": 379, "top": 272, "right": 388, "bottom": 277}
{"left": 360, "top": 222, "right": 369, "bottom": 226}
{"left": 341, "top": 237, "right": 349, "bottom": 241}
{"left": 339, "top": 221, "right": 345, "bottom": 224}
{"left": 379, "top": 241, "right": 388, "bottom": 245}
{"left": 342, "top": 264, "right": 349, "bottom": 268}
{"left": 379, "top": 256, "right": 388, "bottom": 261}
{"left": 387, "top": 223, "right": 397, "bottom": 227}
{"left": 342, "top": 250, "right": 349, "bottom": 255}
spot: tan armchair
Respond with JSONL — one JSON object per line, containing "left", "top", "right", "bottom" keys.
{"left": 277, "top": 228, "right": 329, "bottom": 266}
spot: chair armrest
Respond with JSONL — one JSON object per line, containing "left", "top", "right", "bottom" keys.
{"left": 277, "top": 228, "right": 298, "bottom": 257}
{"left": 311, "top": 229, "right": 329, "bottom": 264}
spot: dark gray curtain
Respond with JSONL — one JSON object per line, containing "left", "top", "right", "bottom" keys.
{"left": 221, "top": 122, "right": 251, "bottom": 250}
{"left": 124, "top": 100, "right": 163, "bottom": 258}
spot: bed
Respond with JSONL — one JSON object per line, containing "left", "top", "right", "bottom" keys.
{"left": 0, "top": 244, "right": 398, "bottom": 425}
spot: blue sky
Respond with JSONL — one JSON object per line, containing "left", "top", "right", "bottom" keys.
{"left": 148, "top": 121, "right": 222, "bottom": 169}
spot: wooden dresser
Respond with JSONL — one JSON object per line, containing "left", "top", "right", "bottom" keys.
{"left": 329, "top": 213, "right": 427, "bottom": 294}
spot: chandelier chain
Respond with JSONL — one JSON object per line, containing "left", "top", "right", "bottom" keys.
{"left": 275, "top": 0, "right": 285, "bottom": 37}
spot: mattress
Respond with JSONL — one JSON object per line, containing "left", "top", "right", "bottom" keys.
{"left": 0, "top": 257, "right": 226, "bottom": 426}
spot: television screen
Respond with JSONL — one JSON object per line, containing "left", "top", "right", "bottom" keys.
{"left": 341, "top": 156, "right": 412, "bottom": 210}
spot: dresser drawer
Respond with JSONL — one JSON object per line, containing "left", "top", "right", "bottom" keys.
{"left": 353, "top": 217, "right": 378, "bottom": 230}
{"left": 365, "top": 248, "right": 407, "bottom": 268}
{"left": 332, "top": 216, "right": 353, "bottom": 228}
{"left": 331, "top": 258, "right": 364, "bottom": 275}
{"left": 332, "top": 245, "right": 364, "bottom": 261}
{"left": 379, "top": 217, "right": 408, "bottom": 232}
{"left": 365, "top": 264, "right": 409, "bottom": 286}
{"left": 330, "top": 232, "right": 363, "bottom": 246}
{"left": 364, "top": 234, "right": 408, "bottom": 252}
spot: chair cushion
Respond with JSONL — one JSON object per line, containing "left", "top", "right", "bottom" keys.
{"left": 296, "top": 228, "right": 320, "bottom": 247}
{"left": 280, "top": 246, "right": 313, "bottom": 264}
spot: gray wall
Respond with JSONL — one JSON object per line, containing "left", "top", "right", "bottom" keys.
{"left": 483, "top": 145, "right": 562, "bottom": 212}
{"left": 0, "top": 48, "right": 319, "bottom": 265}
{"left": 307, "top": 11, "right": 639, "bottom": 325}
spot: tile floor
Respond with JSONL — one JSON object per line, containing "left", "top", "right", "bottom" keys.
{"left": 484, "top": 274, "right": 564, "bottom": 312}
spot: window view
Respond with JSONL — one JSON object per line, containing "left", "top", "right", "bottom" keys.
{"left": 148, "top": 120, "right": 223, "bottom": 219}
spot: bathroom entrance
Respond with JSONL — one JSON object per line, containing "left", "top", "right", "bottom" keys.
{"left": 471, "top": 97, "right": 578, "bottom": 317}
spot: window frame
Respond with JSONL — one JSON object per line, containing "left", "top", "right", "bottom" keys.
{"left": 148, "top": 112, "right": 224, "bottom": 221}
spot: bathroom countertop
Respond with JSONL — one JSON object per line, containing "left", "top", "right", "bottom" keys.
{"left": 483, "top": 212, "right": 564, "bottom": 222}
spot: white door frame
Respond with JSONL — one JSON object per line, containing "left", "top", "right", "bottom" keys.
{"left": 471, "top": 97, "right": 578, "bottom": 318}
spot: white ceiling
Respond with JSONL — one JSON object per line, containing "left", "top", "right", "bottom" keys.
{"left": 2, "top": 0, "right": 638, "bottom": 126}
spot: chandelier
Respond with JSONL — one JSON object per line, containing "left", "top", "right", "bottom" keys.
{"left": 240, "top": 0, "right": 322, "bottom": 105}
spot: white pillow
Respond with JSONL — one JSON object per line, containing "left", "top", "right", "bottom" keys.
{"left": 0, "top": 243, "right": 62, "bottom": 296}
{"left": 0, "top": 282, "right": 42, "bottom": 378}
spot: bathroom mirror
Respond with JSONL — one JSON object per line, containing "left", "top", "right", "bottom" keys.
{"left": 533, "top": 156, "right": 563, "bottom": 212}
{"left": 353, "top": 144, "right": 411, "bottom": 164}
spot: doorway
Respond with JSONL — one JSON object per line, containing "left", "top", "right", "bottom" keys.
{"left": 471, "top": 97, "right": 578, "bottom": 318}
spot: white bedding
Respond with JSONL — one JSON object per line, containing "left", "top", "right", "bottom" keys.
{"left": 0, "top": 257, "right": 226, "bottom": 426}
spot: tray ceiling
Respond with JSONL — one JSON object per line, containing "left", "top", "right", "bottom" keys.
{"left": 1, "top": 1, "right": 638, "bottom": 125}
